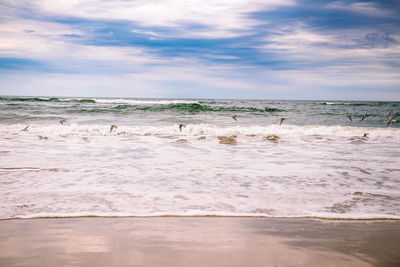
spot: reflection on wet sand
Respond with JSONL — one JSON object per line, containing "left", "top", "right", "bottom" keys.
{"left": 0, "top": 217, "right": 399, "bottom": 267}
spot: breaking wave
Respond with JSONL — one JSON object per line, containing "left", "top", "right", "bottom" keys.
{"left": 0, "top": 97, "right": 284, "bottom": 114}
{"left": 2, "top": 123, "right": 399, "bottom": 141}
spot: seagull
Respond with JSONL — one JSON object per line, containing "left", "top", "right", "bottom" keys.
{"left": 110, "top": 125, "right": 118, "bottom": 133}
{"left": 360, "top": 114, "right": 367, "bottom": 122}
{"left": 348, "top": 114, "right": 355, "bottom": 121}
{"left": 179, "top": 124, "right": 186, "bottom": 132}
{"left": 280, "top": 118, "right": 287, "bottom": 125}
{"left": 387, "top": 111, "right": 393, "bottom": 119}
{"left": 60, "top": 119, "right": 67, "bottom": 125}
{"left": 232, "top": 115, "right": 238, "bottom": 121}
{"left": 22, "top": 124, "right": 30, "bottom": 131}
{"left": 363, "top": 133, "right": 369, "bottom": 138}
{"left": 387, "top": 116, "right": 396, "bottom": 127}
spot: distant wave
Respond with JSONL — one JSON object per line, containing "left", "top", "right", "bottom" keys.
{"left": 0, "top": 97, "right": 95, "bottom": 103}
{"left": 135, "top": 103, "right": 280, "bottom": 113}
{"left": 319, "top": 101, "right": 390, "bottom": 107}
{"left": 0, "top": 97, "right": 200, "bottom": 105}
{"left": 0, "top": 97, "right": 284, "bottom": 113}
{"left": 10, "top": 97, "right": 394, "bottom": 115}
{"left": 65, "top": 103, "right": 285, "bottom": 114}
{"left": 94, "top": 98, "right": 199, "bottom": 105}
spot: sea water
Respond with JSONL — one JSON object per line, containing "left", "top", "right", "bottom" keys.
{"left": 0, "top": 97, "right": 399, "bottom": 219}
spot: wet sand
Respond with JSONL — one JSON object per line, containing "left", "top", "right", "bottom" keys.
{"left": 0, "top": 217, "right": 399, "bottom": 267}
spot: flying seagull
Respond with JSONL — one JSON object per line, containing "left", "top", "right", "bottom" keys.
{"left": 280, "top": 118, "right": 287, "bottom": 125}
{"left": 232, "top": 115, "right": 238, "bottom": 121}
{"left": 22, "top": 124, "right": 30, "bottom": 131}
{"left": 60, "top": 120, "right": 67, "bottom": 125}
{"left": 348, "top": 114, "right": 355, "bottom": 121}
{"left": 179, "top": 124, "right": 186, "bottom": 132}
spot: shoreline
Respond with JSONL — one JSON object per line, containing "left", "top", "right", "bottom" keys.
{"left": 2, "top": 215, "right": 400, "bottom": 222}
{"left": 1, "top": 217, "right": 399, "bottom": 266}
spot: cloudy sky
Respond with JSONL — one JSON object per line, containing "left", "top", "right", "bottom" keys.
{"left": 0, "top": 0, "right": 399, "bottom": 100}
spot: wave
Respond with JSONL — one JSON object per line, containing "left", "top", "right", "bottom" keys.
{"left": 319, "top": 101, "right": 396, "bottom": 107}
{"left": 135, "top": 103, "right": 214, "bottom": 113}
{"left": 94, "top": 98, "right": 199, "bottom": 105}
{"left": 74, "top": 99, "right": 96, "bottom": 103}
{"left": 2, "top": 123, "right": 399, "bottom": 140}
{"left": 0, "top": 97, "right": 95, "bottom": 103}
{"left": 320, "top": 102, "right": 370, "bottom": 106}
{"left": 0, "top": 97, "right": 284, "bottom": 114}
{"left": 141, "top": 103, "right": 285, "bottom": 113}
{"left": 0, "top": 97, "right": 195, "bottom": 104}
{"left": 70, "top": 103, "right": 284, "bottom": 114}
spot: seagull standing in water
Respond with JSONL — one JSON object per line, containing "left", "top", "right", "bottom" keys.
{"left": 179, "top": 124, "right": 186, "bottom": 132}
{"left": 110, "top": 125, "right": 118, "bottom": 133}
{"left": 232, "top": 115, "right": 238, "bottom": 121}
{"left": 280, "top": 118, "right": 287, "bottom": 125}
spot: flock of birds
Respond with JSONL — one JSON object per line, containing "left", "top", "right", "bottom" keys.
{"left": 178, "top": 115, "right": 286, "bottom": 133}
{"left": 178, "top": 111, "right": 396, "bottom": 133}
{"left": 20, "top": 110, "right": 397, "bottom": 134}
{"left": 22, "top": 120, "right": 119, "bottom": 134}
{"left": 346, "top": 110, "right": 397, "bottom": 126}
{"left": 176, "top": 115, "right": 286, "bottom": 133}
{"left": 231, "top": 111, "right": 396, "bottom": 127}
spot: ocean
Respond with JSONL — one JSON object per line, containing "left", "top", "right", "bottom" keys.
{"left": 0, "top": 96, "right": 399, "bottom": 219}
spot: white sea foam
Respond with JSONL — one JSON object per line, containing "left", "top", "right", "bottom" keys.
{"left": 1, "top": 124, "right": 399, "bottom": 143}
{"left": 1, "top": 122, "right": 400, "bottom": 220}
{"left": 1, "top": 97, "right": 399, "bottom": 220}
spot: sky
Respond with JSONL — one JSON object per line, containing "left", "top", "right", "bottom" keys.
{"left": 0, "top": 0, "right": 399, "bottom": 100}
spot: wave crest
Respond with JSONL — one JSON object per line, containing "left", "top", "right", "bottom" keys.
{"left": 2, "top": 124, "right": 399, "bottom": 141}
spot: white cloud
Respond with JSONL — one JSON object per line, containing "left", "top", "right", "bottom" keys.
{"left": 0, "top": 17, "right": 164, "bottom": 67}
{"left": 131, "top": 29, "right": 162, "bottom": 38}
{"left": 325, "top": 1, "right": 393, "bottom": 17}
{"left": 10, "top": 0, "right": 296, "bottom": 38}
{"left": 262, "top": 23, "right": 335, "bottom": 48}
{"left": 0, "top": 14, "right": 264, "bottom": 96}
{"left": 258, "top": 23, "right": 400, "bottom": 67}
{"left": 252, "top": 22, "right": 400, "bottom": 99}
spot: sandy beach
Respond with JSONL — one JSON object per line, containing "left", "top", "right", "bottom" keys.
{"left": 0, "top": 217, "right": 399, "bottom": 267}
